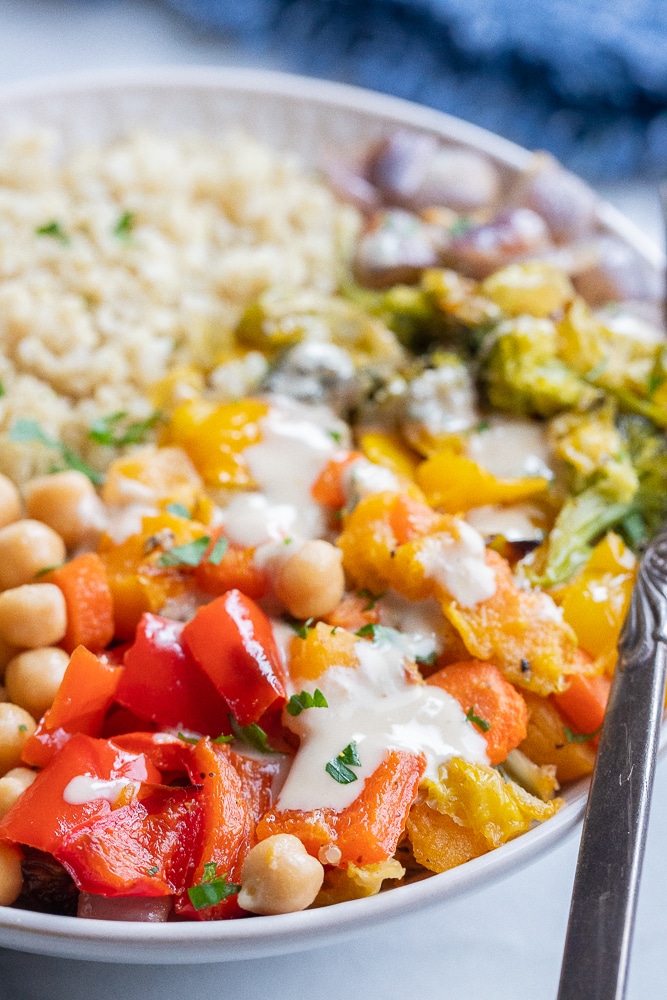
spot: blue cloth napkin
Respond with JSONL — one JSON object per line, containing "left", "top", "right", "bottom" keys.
{"left": 163, "top": 0, "right": 667, "bottom": 180}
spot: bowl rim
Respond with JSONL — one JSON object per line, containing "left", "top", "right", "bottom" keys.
{"left": 0, "top": 63, "right": 663, "bottom": 964}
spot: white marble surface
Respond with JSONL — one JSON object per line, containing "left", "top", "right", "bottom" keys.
{"left": 0, "top": 4, "right": 665, "bottom": 998}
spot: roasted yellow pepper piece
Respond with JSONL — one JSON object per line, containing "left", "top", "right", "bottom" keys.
{"left": 416, "top": 450, "right": 549, "bottom": 514}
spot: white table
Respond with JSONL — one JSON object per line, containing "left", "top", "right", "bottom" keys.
{"left": 0, "top": 4, "right": 665, "bottom": 997}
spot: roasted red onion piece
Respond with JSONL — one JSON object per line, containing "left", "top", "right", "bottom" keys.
{"left": 510, "top": 153, "right": 598, "bottom": 244}
{"left": 443, "top": 208, "right": 552, "bottom": 280}
{"left": 353, "top": 209, "right": 445, "bottom": 288}
{"left": 572, "top": 235, "right": 663, "bottom": 305}
{"left": 321, "top": 158, "right": 382, "bottom": 214}
{"left": 15, "top": 848, "right": 79, "bottom": 916}
{"left": 367, "top": 131, "right": 500, "bottom": 213}
{"left": 77, "top": 892, "right": 173, "bottom": 922}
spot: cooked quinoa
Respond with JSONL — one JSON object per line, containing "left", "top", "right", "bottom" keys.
{"left": 0, "top": 129, "right": 359, "bottom": 483}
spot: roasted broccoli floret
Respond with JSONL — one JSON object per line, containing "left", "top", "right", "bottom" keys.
{"left": 480, "top": 316, "right": 592, "bottom": 418}
{"left": 557, "top": 298, "right": 667, "bottom": 428}
{"left": 523, "top": 401, "right": 639, "bottom": 586}
{"left": 616, "top": 414, "right": 667, "bottom": 548}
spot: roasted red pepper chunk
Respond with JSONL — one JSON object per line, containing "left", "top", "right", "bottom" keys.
{"left": 115, "top": 613, "right": 231, "bottom": 737}
{"left": 21, "top": 646, "right": 123, "bottom": 770}
{"left": 182, "top": 589, "right": 287, "bottom": 727}
{"left": 0, "top": 733, "right": 160, "bottom": 856}
{"left": 175, "top": 738, "right": 252, "bottom": 920}
{"left": 55, "top": 784, "right": 202, "bottom": 898}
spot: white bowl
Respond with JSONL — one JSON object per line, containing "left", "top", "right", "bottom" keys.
{"left": 0, "top": 65, "right": 662, "bottom": 969}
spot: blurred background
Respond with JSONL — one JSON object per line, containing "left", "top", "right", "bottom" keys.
{"left": 2, "top": 0, "right": 665, "bottom": 240}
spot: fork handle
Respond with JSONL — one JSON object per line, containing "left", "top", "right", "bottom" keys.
{"left": 556, "top": 528, "right": 667, "bottom": 1000}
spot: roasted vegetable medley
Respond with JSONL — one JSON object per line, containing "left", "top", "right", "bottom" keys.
{"left": 0, "top": 128, "right": 663, "bottom": 923}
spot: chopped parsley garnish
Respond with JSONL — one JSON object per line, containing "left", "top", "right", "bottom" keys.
{"left": 0, "top": 380, "right": 4, "bottom": 398}
{"left": 326, "top": 741, "right": 361, "bottom": 784}
{"left": 564, "top": 724, "right": 602, "bottom": 744}
{"left": 230, "top": 715, "right": 279, "bottom": 754}
{"left": 9, "top": 418, "right": 104, "bottom": 485}
{"left": 465, "top": 707, "right": 491, "bottom": 733}
{"left": 187, "top": 864, "right": 240, "bottom": 911}
{"left": 354, "top": 623, "right": 398, "bottom": 644}
{"left": 328, "top": 429, "right": 343, "bottom": 444}
{"left": 89, "top": 410, "right": 162, "bottom": 447}
{"left": 415, "top": 651, "right": 438, "bottom": 667}
{"left": 113, "top": 210, "right": 135, "bottom": 240}
{"left": 18, "top": 724, "right": 27, "bottom": 733}
{"left": 35, "top": 220, "right": 70, "bottom": 244}
{"left": 35, "top": 564, "right": 63, "bottom": 578}
{"left": 289, "top": 616, "right": 315, "bottom": 639}
{"left": 178, "top": 730, "right": 233, "bottom": 746}
{"left": 158, "top": 536, "right": 212, "bottom": 567}
{"left": 286, "top": 688, "right": 328, "bottom": 716}
{"left": 357, "top": 588, "right": 384, "bottom": 611}
{"left": 207, "top": 537, "right": 228, "bottom": 565}
{"left": 146, "top": 865, "right": 159, "bottom": 877}
{"left": 165, "top": 502, "right": 191, "bottom": 519}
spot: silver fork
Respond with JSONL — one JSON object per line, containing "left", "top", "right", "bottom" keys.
{"left": 556, "top": 191, "right": 667, "bottom": 1000}
{"left": 556, "top": 526, "right": 667, "bottom": 1000}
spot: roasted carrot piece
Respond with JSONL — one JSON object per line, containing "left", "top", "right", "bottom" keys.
{"left": 552, "top": 669, "right": 611, "bottom": 739}
{"left": 311, "top": 450, "right": 362, "bottom": 508}
{"left": 323, "top": 591, "right": 380, "bottom": 633}
{"left": 256, "top": 750, "right": 425, "bottom": 866}
{"left": 194, "top": 539, "right": 268, "bottom": 600}
{"left": 387, "top": 493, "right": 440, "bottom": 545}
{"left": 43, "top": 553, "right": 114, "bottom": 654}
{"left": 427, "top": 660, "right": 529, "bottom": 765}
{"left": 519, "top": 690, "right": 597, "bottom": 783}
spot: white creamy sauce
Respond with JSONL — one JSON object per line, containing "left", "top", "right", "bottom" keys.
{"left": 104, "top": 503, "right": 158, "bottom": 544}
{"left": 343, "top": 458, "right": 401, "bottom": 507}
{"left": 378, "top": 593, "right": 444, "bottom": 656}
{"left": 222, "top": 398, "right": 344, "bottom": 549}
{"left": 416, "top": 519, "right": 497, "bottom": 606}
{"left": 467, "top": 417, "right": 553, "bottom": 481}
{"left": 63, "top": 775, "right": 140, "bottom": 806}
{"left": 465, "top": 502, "right": 544, "bottom": 542}
{"left": 589, "top": 583, "right": 609, "bottom": 603}
{"left": 278, "top": 636, "right": 488, "bottom": 813}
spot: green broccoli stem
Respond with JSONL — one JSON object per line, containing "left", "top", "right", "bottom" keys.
{"left": 525, "top": 486, "right": 632, "bottom": 588}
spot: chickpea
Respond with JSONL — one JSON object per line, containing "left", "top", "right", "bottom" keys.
{"left": 0, "top": 841, "right": 23, "bottom": 906}
{"left": 5, "top": 647, "right": 69, "bottom": 720}
{"left": 0, "top": 702, "right": 36, "bottom": 775}
{"left": 0, "top": 584, "right": 67, "bottom": 649}
{"left": 273, "top": 539, "right": 345, "bottom": 620}
{"left": 0, "top": 636, "right": 19, "bottom": 681}
{"left": 24, "top": 470, "right": 107, "bottom": 550}
{"left": 0, "top": 474, "right": 21, "bottom": 530}
{"left": 0, "top": 766, "right": 36, "bottom": 820}
{"left": 0, "top": 519, "right": 66, "bottom": 590}
{"left": 238, "top": 834, "right": 324, "bottom": 915}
